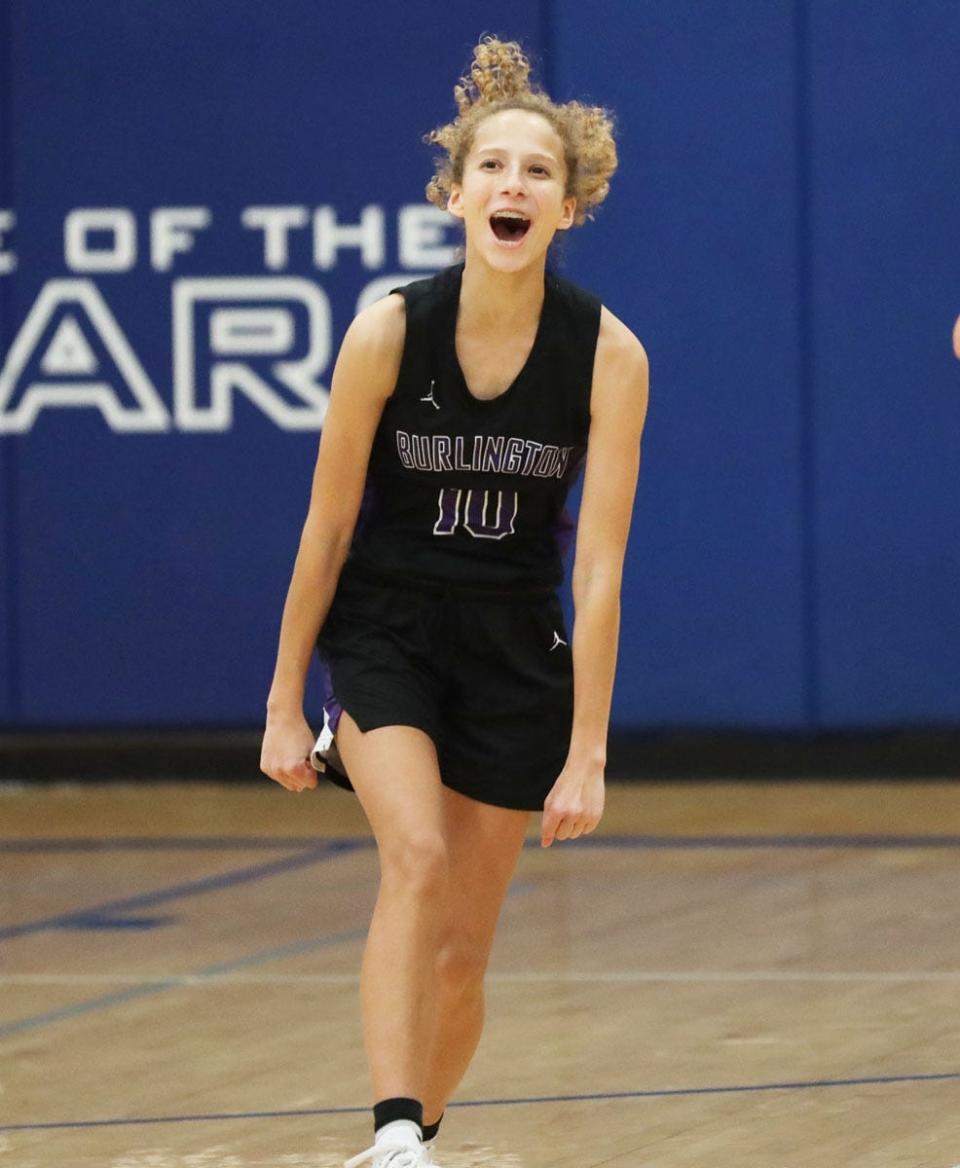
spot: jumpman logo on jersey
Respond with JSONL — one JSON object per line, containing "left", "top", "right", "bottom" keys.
{"left": 420, "top": 380, "right": 440, "bottom": 410}
{"left": 549, "top": 630, "right": 568, "bottom": 651}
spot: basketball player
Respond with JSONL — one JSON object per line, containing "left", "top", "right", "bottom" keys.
{"left": 261, "top": 36, "right": 648, "bottom": 1168}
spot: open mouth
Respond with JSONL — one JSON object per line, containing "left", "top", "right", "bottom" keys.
{"left": 490, "top": 213, "right": 531, "bottom": 244}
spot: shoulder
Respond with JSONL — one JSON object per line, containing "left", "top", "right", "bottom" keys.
{"left": 347, "top": 289, "right": 406, "bottom": 344}
{"left": 328, "top": 293, "right": 407, "bottom": 408}
{"left": 340, "top": 291, "right": 406, "bottom": 366}
{"left": 591, "top": 305, "right": 649, "bottom": 422}
{"left": 596, "top": 304, "right": 648, "bottom": 372}
{"left": 346, "top": 265, "right": 459, "bottom": 353}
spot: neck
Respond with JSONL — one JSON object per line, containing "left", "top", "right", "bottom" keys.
{"left": 458, "top": 251, "right": 547, "bottom": 331}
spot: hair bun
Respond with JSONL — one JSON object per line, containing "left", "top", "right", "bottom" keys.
{"left": 453, "top": 36, "right": 536, "bottom": 114}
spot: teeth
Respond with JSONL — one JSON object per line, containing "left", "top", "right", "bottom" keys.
{"left": 493, "top": 212, "right": 528, "bottom": 220}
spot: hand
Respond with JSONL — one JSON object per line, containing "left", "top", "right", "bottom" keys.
{"left": 260, "top": 711, "right": 319, "bottom": 793}
{"left": 540, "top": 758, "right": 605, "bottom": 847}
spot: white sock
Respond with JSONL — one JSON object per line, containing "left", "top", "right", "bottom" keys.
{"left": 375, "top": 1119, "right": 422, "bottom": 1147}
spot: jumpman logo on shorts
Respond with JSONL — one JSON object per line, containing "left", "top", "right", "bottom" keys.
{"left": 549, "top": 630, "right": 568, "bottom": 651}
{"left": 420, "top": 379, "right": 440, "bottom": 410}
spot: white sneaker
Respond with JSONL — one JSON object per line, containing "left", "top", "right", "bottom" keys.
{"left": 343, "top": 1140, "right": 430, "bottom": 1168}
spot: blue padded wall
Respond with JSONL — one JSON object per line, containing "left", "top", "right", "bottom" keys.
{"left": 554, "top": 1, "right": 806, "bottom": 728}
{"left": 2, "top": 2, "right": 959, "bottom": 731}
{"left": 1, "top": 0, "right": 14, "bottom": 722}
{"left": 0, "top": 438, "right": 13, "bottom": 723}
{"left": 2, "top": 1, "right": 542, "bottom": 725}
{"left": 809, "top": 3, "right": 960, "bottom": 725}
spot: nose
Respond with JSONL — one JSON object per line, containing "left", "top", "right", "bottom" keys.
{"left": 500, "top": 163, "right": 528, "bottom": 196}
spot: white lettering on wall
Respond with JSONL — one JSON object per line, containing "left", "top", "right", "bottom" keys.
{"left": 209, "top": 307, "right": 295, "bottom": 356}
{"left": 313, "top": 205, "right": 385, "bottom": 271}
{"left": 172, "top": 276, "right": 331, "bottom": 430}
{"left": 151, "top": 207, "right": 212, "bottom": 272}
{"left": 0, "top": 210, "right": 16, "bottom": 274}
{"left": 0, "top": 280, "right": 170, "bottom": 432}
{"left": 65, "top": 208, "right": 137, "bottom": 272}
{"left": 0, "top": 203, "right": 458, "bottom": 433}
{"left": 241, "top": 206, "right": 309, "bottom": 270}
{"left": 399, "top": 205, "right": 459, "bottom": 269}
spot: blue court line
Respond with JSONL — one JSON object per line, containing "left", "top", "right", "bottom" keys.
{"left": 0, "top": 841, "right": 360, "bottom": 944}
{"left": 6, "top": 833, "right": 960, "bottom": 854}
{"left": 0, "top": 876, "right": 538, "bottom": 1041}
{"left": 0, "top": 837, "right": 358, "bottom": 853}
{"left": 4, "top": 1070, "right": 959, "bottom": 1133}
{"left": 567, "top": 834, "right": 960, "bottom": 849}
{"left": 0, "top": 925, "right": 368, "bottom": 1041}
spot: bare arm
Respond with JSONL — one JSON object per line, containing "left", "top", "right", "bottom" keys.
{"left": 261, "top": 292, "right": 405, "bottom": 790}
{"left": 541, "top": 307, "right": 649, "bottom": 844}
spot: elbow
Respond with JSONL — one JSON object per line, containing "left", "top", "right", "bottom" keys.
{"left": 571, "top": 558, "right": 623, "bottom": 606}
{"left": 301, "top": 506, "right": 354, "bottom": 569}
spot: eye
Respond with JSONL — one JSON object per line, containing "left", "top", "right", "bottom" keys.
{"left": 531, "top": 165, "right": 550, "bottom": 176}
{"left": 480, "top": 159, "right": 499, "bottom": 169}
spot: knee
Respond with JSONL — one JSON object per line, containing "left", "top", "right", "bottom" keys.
{"left": 434, "top": 931, "right": 489, "bottom": 992}
{"left": 379, "top": 832, "right": 449, "bottom": 895}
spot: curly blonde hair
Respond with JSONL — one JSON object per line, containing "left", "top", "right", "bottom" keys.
{"left": 424, "top": 36, "right": 618, "bottom": 227}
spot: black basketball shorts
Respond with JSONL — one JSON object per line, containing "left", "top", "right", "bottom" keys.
{"left": 314, "top": 562, "right": 574, "bottom": 811}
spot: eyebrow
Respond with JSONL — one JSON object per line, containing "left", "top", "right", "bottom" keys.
{"left": 475, "top": 147, "right": 560, "bottom": 165}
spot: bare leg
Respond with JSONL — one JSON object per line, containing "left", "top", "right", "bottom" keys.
{"left": 422, "top": 786, "right": 529, "bottom": 1126}
{"left": 423, "top": 983, "right": 484, "bottom": 1127}
{"left": 335, "top": 712, "right": 448, "bottom": 1103}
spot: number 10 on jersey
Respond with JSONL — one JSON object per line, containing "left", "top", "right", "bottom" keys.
{"left": 433, "top": 487, "right": 518, "bottom": 540}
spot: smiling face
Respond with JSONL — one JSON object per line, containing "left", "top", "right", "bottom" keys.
{"left": 447, "top": 108, "right": 577, "bottom": 271}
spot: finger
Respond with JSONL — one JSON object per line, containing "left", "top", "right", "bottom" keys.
{"left": 551, "top": 821, "right": 569, "bottom": 842}
{"left": 288, "top": 760, "right": 319, "bottom": 789}
{"left": 541, "top": 803, "right": 557, "bottom": 845}
{"left": 556, "top": 817, "right": 593, "bottom": 843}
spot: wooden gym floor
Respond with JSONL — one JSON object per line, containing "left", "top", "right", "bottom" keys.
{"left": 2, "top": 780, "right": 959, "bottom": 1167}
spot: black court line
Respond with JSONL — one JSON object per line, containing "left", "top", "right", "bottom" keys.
{"left": 5, "top": 833, "right": 960, "bottom": 854}
{"left": 0, "top": 841, "right": 361, "bottom": 944}
{"left": 4, "top": 1070, "right": 960, "bottom": 1133}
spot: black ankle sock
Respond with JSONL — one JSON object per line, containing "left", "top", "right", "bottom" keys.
{"left": 373, "top": 1097, "right": 423, "bottom": 1138}
{"left": 422, "top": 1114, "right": 443, "bottom": 1142}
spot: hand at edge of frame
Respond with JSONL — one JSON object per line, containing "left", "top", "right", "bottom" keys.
{"left": 540, "top": 762, "right": 605, "bottom": 848}
{"left": 260, "top": 711, "right": 319, "bottom": 793}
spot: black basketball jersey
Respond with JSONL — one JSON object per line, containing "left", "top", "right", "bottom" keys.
{"left": 344, "top": 261, "right": 602, "bottom": 589}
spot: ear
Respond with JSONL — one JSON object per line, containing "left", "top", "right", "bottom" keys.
{"left": 555, "top": 196, "right": 577, "bottom": 232}
{"left": 447, "top": 185, "right": 465, "bottom": 221}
